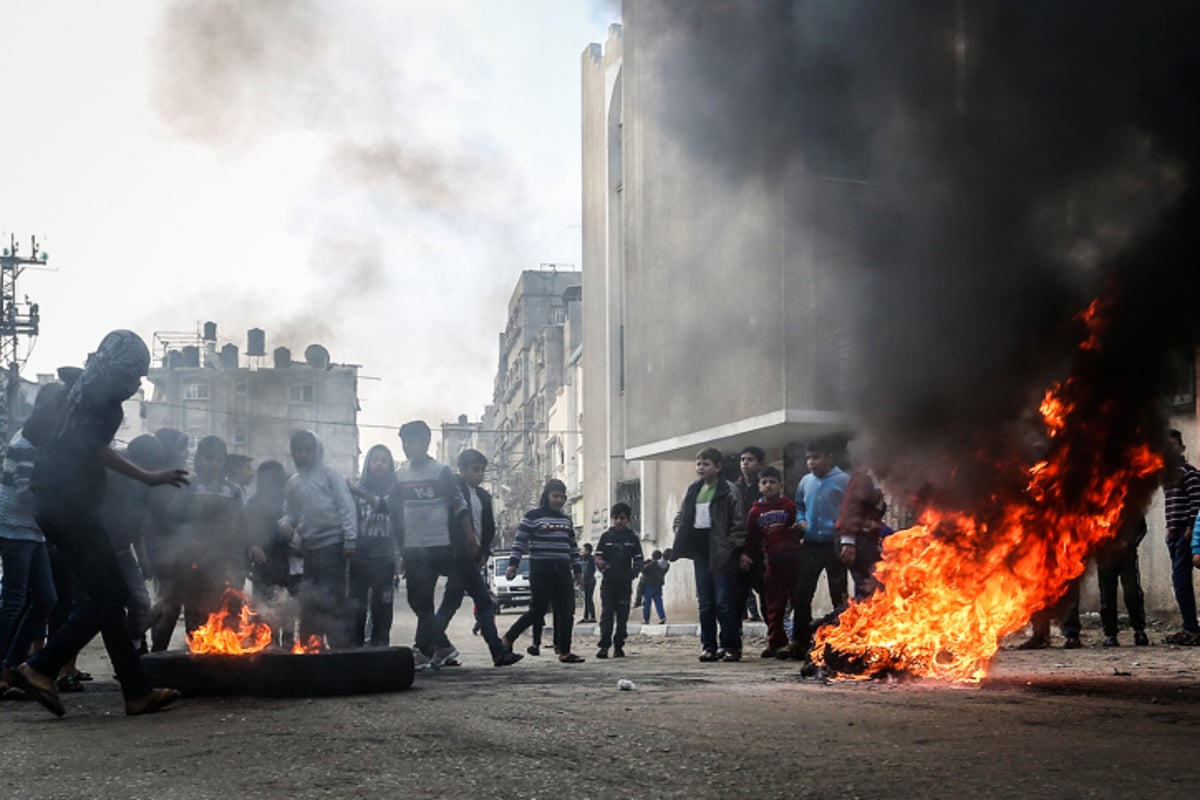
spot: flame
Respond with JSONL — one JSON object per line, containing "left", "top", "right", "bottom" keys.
{"left": 186, "top": 588, "right": 274, "bottom": 655}
{"left": 291, "top": 635, "right": 325, "bottom": 655}
{"left": 813, "top": 299, "right": 1162, "bottom": 682}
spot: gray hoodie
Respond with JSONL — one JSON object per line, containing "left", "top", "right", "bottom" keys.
{"left": 283, "top": 432, "right": 357, "bottom": 553}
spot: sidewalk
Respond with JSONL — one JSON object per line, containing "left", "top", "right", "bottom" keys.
{"left": 565, "top": 620, "right": 768, "bottom": 638}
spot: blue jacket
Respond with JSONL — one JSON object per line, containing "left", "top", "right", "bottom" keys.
{"left": 795, "top": 467, "right": 850, "bottom": 544}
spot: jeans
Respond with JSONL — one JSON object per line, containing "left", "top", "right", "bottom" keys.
{"left": 642, "top": 585, "right": 665, "bottom": 622}
{"left": 348, "top": 556, "right": 395, "bottom": 646}
{"left": 505, "top": 560, "right": 576, "bottom": 656}
{"left": 693, "top": 557, "right": 739, "bottom": 653}
{"left": 1097, "top": 546, "right": 1146, "bottom": 636}
{"left": 113, "top": 544, "right": 150, "bottom": 648}
{"left": 26, "top": 497, "right": 151, "bottom": 701}
{"left": 0, "top": 538, "right": 57, "bottom": 669}
{"left": 1168, "top": 536, "right": 1198, "bottom": 632}
{"left": 582, "top": 580, "right": 596, "bottom": 620}
{"left": 793, "top": 542, "right": 848, "bottom": 651}
{"left": 598, "top": 578, "right": 633, "bottom": 649}
{"left": 403, "top": 546, "right": 452, "bottom": 657}
{"left": 300, "top": 544, "right": 351, "bottom": 649}
{"left": 435, "top": 558, "right": 506, "bottom": 658}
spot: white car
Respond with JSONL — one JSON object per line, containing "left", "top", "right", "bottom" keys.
{"left": 487, "top": 554, "right": 532, "bottom": 611}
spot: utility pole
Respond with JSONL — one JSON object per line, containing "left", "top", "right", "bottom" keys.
{"left": 0, "top": 235, "right": 44, "bottom": 438}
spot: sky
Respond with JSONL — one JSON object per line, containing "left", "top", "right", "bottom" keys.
{"left": 0, "top": 0, "right": 618, "bottom": 458}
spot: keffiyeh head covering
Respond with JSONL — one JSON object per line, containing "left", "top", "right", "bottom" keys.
{"left": 67, "top": 330, "right": 150, "bottom": 410}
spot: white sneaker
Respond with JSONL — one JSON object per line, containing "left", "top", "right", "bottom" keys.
{"left": 432, "top": 645, "right": 461, "bottom": 668}
{"left": 414, "top": 649, "right": 439, "bottom": 672}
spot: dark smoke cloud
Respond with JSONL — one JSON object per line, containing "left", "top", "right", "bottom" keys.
{"left": 642, "top": 0, "right": 1200, "bottom": 502}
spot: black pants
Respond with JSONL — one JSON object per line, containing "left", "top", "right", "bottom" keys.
{"left": 793, "top": 542, "right": 848, "bottom": 651}
{"left": 736, "top": 558, "right": 765, "bottom": 624}
{"left": 583, "top": 580, "right": 596, "bottom": 620}
{"left": 1097, "top": 547, "right": 1146, "bottom": 637}
{"left": 27, "top": 497, "right": 151, "bottom": 702}
{"left": 505, "top": 560, "right": 575, "bottom": 655}
{"left": 598, "top": 577, "right": 633, "bottom": 649}
{"left": 300, "top": 544, "right": 350, "bottom": 649}
{"left": 435, "top": 559, "right": 506, "bottom": 658}
{"left": 403, "top": 546, "right": 452, "bottom": 657}
{"left": 348, "top": 557, "right": 395, "bottom": 646}
{"left": 1032, "top": 580, "right": 1081, "bottom": 639}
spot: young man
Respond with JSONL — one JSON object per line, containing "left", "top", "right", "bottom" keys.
{"left": 595, "top": 503, "right": 644, "bottom": 659}
{"left": 740, "top": 467, "right": 800, "bottom": 658}
{"left": 1163, "top": 429, "right": 1200, "bottom": 644}
{"left": 388, "top": 421, "right": 478, "bottom": 670}
{"left": 225, "top": 454, "right": 254, "bottom": 502}
{"left": 579, "top": 543, "right": 597, "bottom": 623}
{"left": 670, "top": 448, "right": 745, "bottom": 662}
{"left": 432, "top": 449, "right": 522, "bottom": 666}
{"left": 791, "top": 439, "right": 850, "bottom": 660}
{"left": 735, "top": 446, "right": 767, "bottom": 623}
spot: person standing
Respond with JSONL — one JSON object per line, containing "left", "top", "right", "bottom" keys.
{"left": 246, "top": 460, "right": 297, "bottom": 648}
{"left": 502, "top": 479, "right": 585, "bottom": 663}
{"left": 1163, "top": 429, "right": 1200, "bottom": 644}
{"left": 735, "top": 446, "right": 767, "bottom": 623}
{"left": 347, "top": 444, "right": 401, "bottom": 647}
{"left": 640, "top": 550, "right": 669, "bottom": 625}
{"left": 578, "top": 543, "right": 597, "bottom": 623}
{"left": 8, "top": 330, "right": 188, "bottom": 717}
{"left": 388, "top": 421, "right": 477, "bottom": 670}
{"left": 792, "top": 439, "right": 850, "bottom": 660}
{"left": 670, "top": 448, "right": 745, "bottom": 662}
{"left": 595, "top": 503, "right": 644, "bottom": 659}
{"left": 739, "top": 467, "right": 800, "bottom": 658}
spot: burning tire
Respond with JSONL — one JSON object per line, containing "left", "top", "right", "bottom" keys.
{"left": 141, "top": 651, "right": 261, "bottom": 697}
{"left": 255, "top": 646, "right": 414, "bottom": 697}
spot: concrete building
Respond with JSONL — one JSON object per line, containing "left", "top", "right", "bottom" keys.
{"left": 583, "top": 5, "right": 1197, "bottom": 618}
{"left": 546, "top": 284, "right": 585, "bottom": 534}
{"left": 143, "top": 325, "right": 360, "bottom": 478}
{"left": 491, "top": 268, "right": 583, "bottom": 544}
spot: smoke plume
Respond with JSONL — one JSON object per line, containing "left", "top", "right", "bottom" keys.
{"left": 641, "top": 0, "right": 1200, "bottom": 503}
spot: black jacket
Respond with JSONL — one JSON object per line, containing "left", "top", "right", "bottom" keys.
{"left": 671, "top": 479, "right": 746, "bottom": 572}
{"left": 457, "top": 476, "right": 497, "bottom": 555}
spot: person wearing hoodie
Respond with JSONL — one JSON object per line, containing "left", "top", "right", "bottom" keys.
{"left": 281, "top": 430, "right": 357, "bottom": 650}
{"left": 348, "top": 444, "right": 401, "bottom": 647}
{"left": 246, "top": 460, "right": 297, "bottom": 647}
{"left": 670, "top": 447, "right": 746, "bottom": 662}
{"left": 8, "top": 330, "right": 188, "bottom": 718}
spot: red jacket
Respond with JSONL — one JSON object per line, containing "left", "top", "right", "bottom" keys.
{"left": 744, "top": 495, "right": 800, "bottom": 562}
{"left": 836, "top": 469, "right": 886, "bottom": 546}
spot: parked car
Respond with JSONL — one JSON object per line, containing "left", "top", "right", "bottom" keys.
{"left": 487, "top": 554, "right": 532, "bottom": 611}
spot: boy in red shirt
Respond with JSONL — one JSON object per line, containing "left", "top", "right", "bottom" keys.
{"left": 739, "top": 467, "right": 800, "bottom": 658}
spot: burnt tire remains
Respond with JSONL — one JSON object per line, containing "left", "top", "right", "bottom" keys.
{"left": 140, "top": 646, "right": 414, "bottom": 698}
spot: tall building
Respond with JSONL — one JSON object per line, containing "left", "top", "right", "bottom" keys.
{"left": 491, "top": 268, "right": 583, "bottom": 543}
{"left": 143, "top": 324, "right": 360, "bottom": 478}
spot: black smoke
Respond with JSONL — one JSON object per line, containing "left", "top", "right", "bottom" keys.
{"left": 639, "top": 0, "right": 1200, "bottom": 503}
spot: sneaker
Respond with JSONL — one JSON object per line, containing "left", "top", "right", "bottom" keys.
{"left": 1102, "top": 635, "right": 1120, "bottom": 647}
{"left": 658, "top": 618, "right": 667, "bottom": 625}
{"left": 716, "top": 648, "right": 727, "bottom": 660}
{"left": 775, "top": 648, "right": 792, "bottom": 660}
{"left": 760, "top": 648, "right": 779, "bottom": 658}
{"left": 432, "top": 646, "right": 461, "bottom": 668}
{"left": 413, "top": 650, "right": 440, "bottom": 672}
{"left": 613, "top": 646, "right": 625, "bottom": 658}
{"left": 698, "top": 650, "right": 718, "bottom": 662}
{"left": 788, "top": 641, "right": 809, "bottom": 661}
{"left": 526, "top": 645, "right": 540, "bottom": 657}
{"left": 722, "top": 650, "right": 742, "bottom": 662}
{"left": 1015, "top": 635, "right": 1050, "bottom": 650}
{"left": 596, "top": 647, "right": 609, "bottom": 659}
{"left": 1063, "top": 636, "right": 1083, "bottom": 650}
{"left": 493, "top": 650, "right": 524, "bottom": 667}
{"left": 1134, "top": 631, "right": 1150, "bottom": 646}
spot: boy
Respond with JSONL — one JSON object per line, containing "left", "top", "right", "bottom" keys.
{"left": 280, "top": 430, "right": 357, "bottom": 650}
{"left": 640, "top": 550, "right": 669, "bottom": 624}
{"left": 579, "top": 542, "right": 597, "bottom": 623}
{"left": 595, "top": 502, "right": 644, "bottom": 659}
{"left": 792, "top": 439, "right": 850, "bottom": 660}
{"left": 739, "top": 467, "right": 799, "bottom": 658}
{"left": 432, "top": 449, "right": 522, "bottom": 666}
{"left": 670, "top": 448, "right": 745, "bottom": 662}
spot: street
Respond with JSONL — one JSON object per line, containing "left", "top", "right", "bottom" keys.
{"left": 5, "top": 603, "right": 1200, "bottom": 799}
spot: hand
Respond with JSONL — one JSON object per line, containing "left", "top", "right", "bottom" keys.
{"left": 463, "top": 534, "right": 480, "bottom": 563}
{"left": 249, "top": 545, "right": 267, "bottom": 565}
{"left": 151, "top": 469, "right": 189, "bottom": 488}
{"left": 505, "top": 565, "right": 517, "bottom": 581}
{"left": 839, "top": 543, "right": 856, "bottom": 567}
{"left": 575, "top": 576, "right": 583, "bottom": 590}
{"left": 1193, "top": 553, "right": 1200, "bottom": 569}
{"left": 738, "top": 553, "right": 752, "bottom": 572}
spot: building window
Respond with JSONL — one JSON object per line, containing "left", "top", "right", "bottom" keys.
{"left": 289, "top": 384, "right": 314, "bottom": 404}
{"left": 183, "top": 383, "right": 209, "bottom": 401}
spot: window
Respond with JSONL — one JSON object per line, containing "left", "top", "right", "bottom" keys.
{"left": 183, "top": 383, "right": 208, "bottom": 401}
{"left": 289, "top": 384, "right": 314, "bottom": 404}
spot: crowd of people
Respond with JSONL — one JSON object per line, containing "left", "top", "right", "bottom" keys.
{"left": 0, "top": 330, "right": 1194, "bottom": 721}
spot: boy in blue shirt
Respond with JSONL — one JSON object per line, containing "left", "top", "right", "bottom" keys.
{"left": 791, "top": 439, "right": 850, "bottom": 660}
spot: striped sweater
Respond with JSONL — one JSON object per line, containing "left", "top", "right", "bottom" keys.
{"left": 1165, "top": 461, "right": 1200, "bottom": 540}
{"left": 509, "top": 507, "right": 582, "bottom": 574}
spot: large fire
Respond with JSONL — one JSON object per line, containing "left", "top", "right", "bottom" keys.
{"left": 813, "top": 299, "right": 1162, "bottom": 682}
{"left": 186, "top": 588, "right": 274, "bottom": 655}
